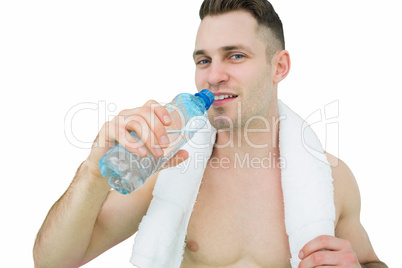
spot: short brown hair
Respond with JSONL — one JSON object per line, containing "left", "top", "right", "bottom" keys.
{"left": 199, "top": 0, "right": 285, "bottom": 52}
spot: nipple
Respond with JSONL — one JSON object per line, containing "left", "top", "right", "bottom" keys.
{"left": 186, "top": 240, "right": 199, "bottom": 252}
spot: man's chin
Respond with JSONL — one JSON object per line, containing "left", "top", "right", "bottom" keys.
{"left": 208, "top": 113, "right": 235, "bottom": 130}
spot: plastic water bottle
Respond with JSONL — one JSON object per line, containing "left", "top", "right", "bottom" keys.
{"left": 98, "top": 89, "right": 214, "bottom": 194}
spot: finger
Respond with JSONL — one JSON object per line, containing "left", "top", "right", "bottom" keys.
{"left": 94, "top": 114, "right": 147, "bottom": 157}
{"left": 94, "top": 121, "right": 118, "bottom": 150}
{"left": 299, "top": 250, "right": 358, "bottom": 268}
{"left": 162, "top": 150, "right": 189, "bottom": 169}
{"left": 116, "top": 128, "right": 148, "bottom": 157}
{"left": 299, "top": 235, "right": 344, "bottom": 260}
{"left": 136, "top": 104, "right": 171, "bottom": 149}
{"left": 87, "top": 121, "right": 121, "bottom": 168}
{"left": 298, "top": 250, "right": 340, "bottom": 267}
{"left": 117, "top": 106, "right": 170, "bottom": 150}
{"left": 143, "top": 99, "right": 171, "bottom": 126}
{"left": 106, "top": 101, "right": 171, "bottom": 158}
{"left": 120, "top": 102, "right": 171, "bottom": 150}
{"left": 122, "top": 114, "right": 164, "bottom": 157}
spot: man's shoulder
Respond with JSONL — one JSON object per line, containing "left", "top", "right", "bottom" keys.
{"left": 324, "top": 151, "right": 355, "bottom": 183}
{"left": 324, "top": 151, "right": 361, "bottom": 220}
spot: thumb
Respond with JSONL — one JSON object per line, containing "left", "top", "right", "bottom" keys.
{"left": 162, "top": 149, "right": 189, "bottom": 169}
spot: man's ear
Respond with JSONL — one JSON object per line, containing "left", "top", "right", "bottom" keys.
{"left": 272, "top": 50, "right": 291, "bottom": 83}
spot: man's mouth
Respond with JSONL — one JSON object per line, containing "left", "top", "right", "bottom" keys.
{"left": 214, "top": 94, "right": 238, "bottom": 101}
{"left": 212, "top": 94, "right": 238, "bottom": 106}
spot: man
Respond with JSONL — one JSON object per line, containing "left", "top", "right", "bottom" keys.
{"left": 33, "top": 0, "right": 387, "bottom": 267}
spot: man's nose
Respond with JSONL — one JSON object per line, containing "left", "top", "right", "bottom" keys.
{"left": 207, "top": 61, "right": 229, "bottom": 87}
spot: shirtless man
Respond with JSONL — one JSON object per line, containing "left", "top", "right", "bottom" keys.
{"left": 33, "top": 0, "right": 387, "bottom": 267}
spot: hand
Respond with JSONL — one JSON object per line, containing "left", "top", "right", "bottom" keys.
{"left": 298, "top": 235, "right": 361, "bottom": 268}
{"left": 86, "top": 100, "right": 188, "bottom": 177}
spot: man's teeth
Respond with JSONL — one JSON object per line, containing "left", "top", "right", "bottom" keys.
{"left": 214, "top": 94, "right": 236, "bottom": 100}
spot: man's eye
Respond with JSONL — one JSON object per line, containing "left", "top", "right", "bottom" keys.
{"left": 231, "top": 54, "right": 244, "bottom": 60}
{"left": 197, "top": 59, "right": 211, "bottom": 65}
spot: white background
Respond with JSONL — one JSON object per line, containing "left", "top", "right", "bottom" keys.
{"left": 1, "top": 0, "right": 401, "bottom": 267}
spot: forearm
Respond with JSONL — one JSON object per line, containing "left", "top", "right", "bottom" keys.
{"left": 361, "top": 261, "right": 388, "bottom": 268}
{"left": 33, "top": 160, "right": 111, "bottom": 268}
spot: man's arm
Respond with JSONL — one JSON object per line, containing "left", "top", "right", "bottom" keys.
{"left": 298, "top": 153, "right": 387, "bottom": 267}
{"left": 332, "top": 156, "right": 385, "bottom": 267}
{"left": 33, "top": 100, "right": 180, "bottom": 267}
{"left": 33, "top": 160, "right": 158, "bottom": 267}
{"left": 32, "top": 160, "right": 111, "bottom": 268}
{"left": 361, "top": 261, "right": 389, "bottom": 268}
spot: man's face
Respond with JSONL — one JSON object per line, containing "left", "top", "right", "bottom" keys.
{"left": 194, "top": 11, "right": 276, "bottom": 130}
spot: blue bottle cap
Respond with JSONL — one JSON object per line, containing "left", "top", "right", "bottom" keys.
{"left": 195, "top": 89, "right": 214, "bottom": 110}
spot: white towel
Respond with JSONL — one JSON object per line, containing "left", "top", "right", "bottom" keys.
{"left": 130, "top": 100, "right": 335, "bottom": 268}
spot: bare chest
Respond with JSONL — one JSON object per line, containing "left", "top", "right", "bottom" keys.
{"left": 182, "top": 166, "right": 291, "bottom": 267}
